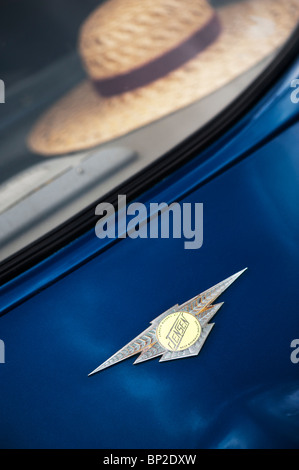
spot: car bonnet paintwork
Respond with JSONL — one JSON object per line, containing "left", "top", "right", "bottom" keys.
{"left": 0, "top": 61, "right": 299, "bottom": 449}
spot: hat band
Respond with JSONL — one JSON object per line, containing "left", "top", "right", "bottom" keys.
{"left": 93, "top": 12, "right": 221, "bottom": 97}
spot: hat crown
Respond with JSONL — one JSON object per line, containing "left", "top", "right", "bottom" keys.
{"left": 79, "top": 0, "right": 215, "bottom": 80}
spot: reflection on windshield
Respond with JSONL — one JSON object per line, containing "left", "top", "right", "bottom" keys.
{"left": 0, "top": 0, "right": 298, "bottom": 260}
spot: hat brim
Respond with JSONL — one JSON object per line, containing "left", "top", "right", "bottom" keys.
{"left": 28, "top": 0, "right": 299, "bottom": 156}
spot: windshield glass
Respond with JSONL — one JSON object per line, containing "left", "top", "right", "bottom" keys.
{"left": 0, "top": 0, "right": 298, "bottom": 260}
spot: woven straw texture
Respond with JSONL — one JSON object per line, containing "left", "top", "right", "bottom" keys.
{"left": 80, "top": 0, "right": 214, "bottom": 79}
{"left": 29, "top": 0, "right": 299, "bottom": 156}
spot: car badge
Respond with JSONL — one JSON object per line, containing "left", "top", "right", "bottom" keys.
{"left": 89, "top": 268, "right": 247, "bottom": 375}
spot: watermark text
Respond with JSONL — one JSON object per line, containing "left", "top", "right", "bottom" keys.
{"left": 0, "top": 80, "right": 4, "bottom": 103}
{"left": 290, "top": 339, "right": 299, "bottom": 364}
{"left": 0, "top": 340, "right": 5, "bottom": 364}
{"left": 95, "top": 195, "right": 203, "bottom": 250}
{"left": 290, "top": 79, "right": 299, "bottom": 103}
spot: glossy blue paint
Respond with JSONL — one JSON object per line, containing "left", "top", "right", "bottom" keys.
{"left": 0, "top": 61, "right": 298, "bottom": 449}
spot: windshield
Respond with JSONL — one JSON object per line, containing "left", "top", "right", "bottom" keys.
{"left": 0, "top": 0, "right": 298, "bottom": 260}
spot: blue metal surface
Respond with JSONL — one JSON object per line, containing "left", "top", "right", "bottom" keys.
{"left": 0, "top": 60, "right": 299, "bottom": 449}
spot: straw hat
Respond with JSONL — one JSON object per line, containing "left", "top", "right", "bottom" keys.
{"left": 28, "top": 0, "right": 299, "bottom": 156}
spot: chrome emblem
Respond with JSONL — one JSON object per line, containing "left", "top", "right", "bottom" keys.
{"left": 89, "top": 268, "right": 247, "bottom": 375}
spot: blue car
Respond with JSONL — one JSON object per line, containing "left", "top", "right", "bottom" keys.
{"left": 0, "top": 0, "right": 298, "bottom": 450}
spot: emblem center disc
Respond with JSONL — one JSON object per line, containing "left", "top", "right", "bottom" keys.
{"left": 157, "top": 311, "right": 201, "bottom": 352}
